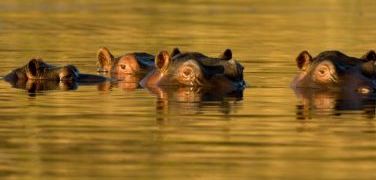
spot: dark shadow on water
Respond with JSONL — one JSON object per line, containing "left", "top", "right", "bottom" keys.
{"left": 293, "top": 88, "right": 376, "bottom": 120}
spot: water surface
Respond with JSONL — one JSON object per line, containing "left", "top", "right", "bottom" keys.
{"left": 0, "top": 0, "right": 375, "bottom": 179}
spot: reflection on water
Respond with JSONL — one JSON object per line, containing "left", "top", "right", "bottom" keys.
{"left": 294, "top": 88, "right": 376, "bottom": 119}
{"left": 96, "top": 73, "right": 142, "bottom": 91}
{"left": 9, "top": 79, "right": 78, "bottom": 96}
{"left": 148, "top": 86, "right": 243, "bottom": 122}
{"left": 4, "top": 78, "right": 110, "bottom": 97}
{"left": 0, "top": 0, "right": 375, "bottom": 179}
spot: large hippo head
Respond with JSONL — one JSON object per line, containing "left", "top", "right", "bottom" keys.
{"left": 140, "top": 48, "right": 245, "bottom": 92}
{"left": 96, "top": 47, "right": 155, "bottom": 77}
{"left": 4, "top": 58, "right": 106, "bottom": 83}
{"left": 291, "top": 50, "right": 376, "bottom": 93}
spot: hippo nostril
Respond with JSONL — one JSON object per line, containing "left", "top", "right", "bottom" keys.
{"left": 357, "top": 87, "right": 373, "bottom": 94}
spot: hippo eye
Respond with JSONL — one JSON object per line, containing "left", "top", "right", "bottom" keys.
{"left": 315, "top": 65, "right": 330, "bottom": 78}
{"left": 176, "top": 61, "right": 204, "bottom": 86}
{"left": 315, "top": 62, "right": 334, "bottom": 76}
{"left": 120, "top": 64, "right": 126, "bottom": 70}
{"left": 183, "top": 68, "right": 193, "bottom": 77}
{"left": 318, "top": 67, "right": 328, "bottom": 75}
{"left": 313, "top": 62, "right": 338, "bottom": 84}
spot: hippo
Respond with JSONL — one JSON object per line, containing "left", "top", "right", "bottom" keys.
{"left": 4, "top": 58, "right": 107, "bottom": 84}
{"left": 291, "top": 50, "right": 376, "bottom": 93}
{"left": 140, "top": 48, "right": 245, "bottom": 92}
{"left": 96, "top": 47, "right": 155, "bottom": 76}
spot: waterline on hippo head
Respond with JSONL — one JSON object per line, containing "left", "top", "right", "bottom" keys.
{"left": 145, "top": 84, "right": 244, "bottom": 103}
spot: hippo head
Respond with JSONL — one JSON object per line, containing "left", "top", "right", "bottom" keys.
{"left": 4, "top": 58, "right": 106, "bottom": 84}
{"left": 141, "top": 49, "right": 245, "bottom": 92}
{"left": 291, "top": 50, "right": 376, "bottom": 93}
{"left": 96, "top": 47, "right": 154, "bottom": 76}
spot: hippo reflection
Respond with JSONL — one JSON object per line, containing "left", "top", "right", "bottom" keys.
{"left": 147, "top": 85, "right": 243, "bottom": 103}
{"left": 145, "top": 85, "right": 244, "bottom": 122}
{"left": 3, "top": 58, "right": 107, "bottom": 94}
{"left": 97, "top": 76, "right": 141, "bottom": 92}
{"left": 141, "top": 48, "right": 245, "bottom": 93}
{"left": 291, "top": 50, "right": 376, "bottom": 93}
{"left": 294, "top": 88, "right": 376, "bottom": 119}
{"left": 6, "top": 79, "right": 79, "bottom": 94}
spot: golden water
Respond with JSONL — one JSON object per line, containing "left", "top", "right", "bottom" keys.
{"left": 0, "top": 0, "right": 375, "bottom": 179}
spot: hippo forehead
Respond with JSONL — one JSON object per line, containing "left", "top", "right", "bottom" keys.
{"left": 172, "top": 52, "right": 208, "bottom": 61}
{"left": 311, "top": 51, "right": 363, "bottom": 73}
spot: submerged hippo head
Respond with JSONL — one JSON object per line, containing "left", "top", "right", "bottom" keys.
{"left": 141, "top": 48, "right": 245, "bottom": 92}
{"left": 291, "top": 50, "right": 376, "bottom": 93}
{"left": 4, "top": 58, "right": 106, "bottom": 84}
{"left": 97, "top": 47, "right": 155, "bottom": 76}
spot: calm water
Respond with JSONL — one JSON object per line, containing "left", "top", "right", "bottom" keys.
{"left": 0, "top": 0, "right": 375, "bottom": 179}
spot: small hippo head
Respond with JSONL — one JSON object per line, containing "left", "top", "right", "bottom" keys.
{"left": 141, "top": 49, "right": 245, "bottom": 91}
{"left": 4, "top": 58, "right": 106, "bottom": 83}
{"left": 6, "top": 58, "right": 79, "bottom": 81}
{"left": 96, "top": 47, "right": 154, "bottom": 76}
{"left": 291, "top": 50, "right": 376, "bottom": 93}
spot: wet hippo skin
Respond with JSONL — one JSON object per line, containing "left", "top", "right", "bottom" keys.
{"left": 140, "top": 48, "right": 245, "bottom": 93}
{"left": 291, "top": 50, "right": 376, "bottom": 94}
{"left": 4, "top": 58, "right": 107, "bottom": 85}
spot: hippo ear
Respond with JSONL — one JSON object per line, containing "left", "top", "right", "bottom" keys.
{"left": 97, "top": 47, "right": 114, "bottom": 72}
{"left": 155, "top": 51, "right": 171, "bottom": 72}
{"left": 219, "top": 49, "right": 232, "bottom": 60}
{"left": 296, "top": 51, "right": 312, "bottom": 70}
{"left": 361, "top": 50, "right": 376, "bottom": 61}
{"left": 27, "top": 58, "right": 42, "bottom": 76}
{"left": 171, "top": 48, "right": 181, "bottom": 57}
